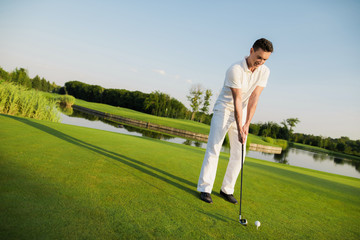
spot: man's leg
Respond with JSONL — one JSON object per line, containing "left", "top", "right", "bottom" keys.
{"left": 221, "top": 123, "right": 246, "bottom": 195}
{"left": 197, "top": 111, "right": 231, "bottom": 194}
{"left": 221, "top": 107, "right": 247, "bottom": 195}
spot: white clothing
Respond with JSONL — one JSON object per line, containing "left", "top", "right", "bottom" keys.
{"left": 197, "top": 109, "right": 247, "bottom": 194}
{"left": 213, "top": 57, "right": 269, "bottom": 112}
{"left": 197, "top": 57, "right": 270, "bottom": 194}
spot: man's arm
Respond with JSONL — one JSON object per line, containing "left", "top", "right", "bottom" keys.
{"left": 243, "top": 86, "right": 264, "bottom": 136}
{"left": 231, "top": 86, "right": 264, "bottom": 143}
{"left": 230, "top": 88, "right": 246, "bottom": 144}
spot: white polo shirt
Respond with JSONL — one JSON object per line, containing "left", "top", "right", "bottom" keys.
{"left": 213, "top": 57, "right": 270, "bottom": 112}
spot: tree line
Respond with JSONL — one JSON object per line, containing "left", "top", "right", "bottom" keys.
{"left": 250, "top": 120, "right": 360, "bottom": 157}
{"left": 62, "top": 81, "right": 214, "bottom": 123}
{"left": 62, "top": 80, "right": 189, "bottom": 119}
{"left": 0, "top": 67, "right": 58, "bottom": 92}
{"left": 0, "top": 66, "right": 213, "bottom": 123}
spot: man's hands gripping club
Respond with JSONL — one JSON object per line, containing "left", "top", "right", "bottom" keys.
{"left": 239, "top": 123, "right": 249, "bottom": 144}
{"left": 231, "top": 86, "right": 264, "bottom": 144}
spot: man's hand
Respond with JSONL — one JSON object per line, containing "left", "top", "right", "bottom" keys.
{"left": 238, "top": 123, "right": 249, "bottom": 144}
{"left": 238, "top": 128, "right": 247, "bottom": 144}
{"left": 238, "top": 86, "right": 264, "bottom": 144}
{"left": 242, "top": 122, "right": 250, "bottom": 136}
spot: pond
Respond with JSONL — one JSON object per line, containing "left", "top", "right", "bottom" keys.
{"left": 59, "top": 108, "right": 360, "bottom": 179}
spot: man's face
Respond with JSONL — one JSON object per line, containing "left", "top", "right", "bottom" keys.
{"left": 248, "top": 48, "right": 271, "bottom": 69}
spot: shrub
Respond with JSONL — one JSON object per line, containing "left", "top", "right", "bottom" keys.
{"left": 59, "top": 95, "right": 75, "bottom": 108}
{"left": 275, "top": 139, "right": 288, "bottom": 150}
{"left": 263, "top": 136, "right": 275, "bottom": 144}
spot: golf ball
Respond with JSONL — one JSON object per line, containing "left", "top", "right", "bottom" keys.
{"left": 255, "top": 221, "right": 261, "bottom": 229}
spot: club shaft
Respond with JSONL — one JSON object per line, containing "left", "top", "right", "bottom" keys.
{"left": 239, "top": 143, "right": 244, "bottom": 216}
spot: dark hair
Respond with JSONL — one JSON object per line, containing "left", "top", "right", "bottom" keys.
{"left": 253, "top": 38, "right": 273, "bottom": 52}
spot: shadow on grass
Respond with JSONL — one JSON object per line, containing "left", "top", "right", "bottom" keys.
{"left": 6, "top": 115, "right": 197, "bottom": 194}
{"left": 196, "top": 209, "right": 236, "bottom": 223}
{"left": 3, "top": 114, "right": 243, "bottom": 223}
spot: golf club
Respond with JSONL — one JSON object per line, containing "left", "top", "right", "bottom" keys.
{"left": 239, "top": 143, "right": 248, "bottom": 226}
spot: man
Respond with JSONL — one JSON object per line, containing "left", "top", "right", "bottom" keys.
{"left": 197, "top": 38, "right": 273, "bottom": 204}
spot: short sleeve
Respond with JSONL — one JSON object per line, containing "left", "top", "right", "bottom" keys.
{"left": 224, "top": 65, "right": 242, "bottom": 89}
{"left": 257, "top": 68, "right": 270, "bottom": 88}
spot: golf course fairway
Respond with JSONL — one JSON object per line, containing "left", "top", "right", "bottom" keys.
{"left": 1, "top": 113, "right": 359, "bottom": 239}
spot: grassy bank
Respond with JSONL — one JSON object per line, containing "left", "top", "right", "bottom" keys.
{"left": 1, "top": 114, "right": 359, "bottom": 239}
{"left": 43, "top": 92, "right": 211, "bottom": 135}
{"left": 42, "top": 92, "right": 278, "bottom": 148}
{"left": 291, "top": 142, "right": 360, "bottom": 161}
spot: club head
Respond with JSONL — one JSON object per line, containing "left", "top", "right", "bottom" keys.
{"left": 239, "top": 218, "right": 248, "bottom": 226}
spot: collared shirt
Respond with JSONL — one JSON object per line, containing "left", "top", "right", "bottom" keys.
{"left": 213, "top": 57, "right": 270, "bottom": 112}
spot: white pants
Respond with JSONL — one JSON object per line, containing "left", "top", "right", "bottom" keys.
{"left": 197, "top": 108, "right": 247, "bottom": 195}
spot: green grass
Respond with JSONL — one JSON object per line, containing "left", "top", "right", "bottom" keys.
{"left": 247, "top": 134, "right": 280, "bottom": 147}
{"left": 1, "top": 113, "right": 359, "bottom": 239}
{"left": 76, "top": 98, "right": 212, "bottom": 133}
{"left": 292, "top": 142, "right": 360, "bottom": 161}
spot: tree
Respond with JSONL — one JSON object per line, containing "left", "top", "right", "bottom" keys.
{"left": 0, "top": 67, "right": 10, "bottom": 81}
{"left": 258, "top": 121, "right": 280, "bottom": 138}
{"left": 145, "top": 91, "right": 165, "bottom": 116}
{"left": 197, "top": 89, "right": 212, "bottom": 123}
{"left": 50, "top": 82, "right": 58, "bottom": 92}
{"left": 144, "top": 91, "right": 186, "bottom": 118}
{"left": 249, "top": 123, "right": 260, "bottom": 135}
{"left": 286, "top": 118, "right": 300, "bottom": 134}
{"left": 40, "top": 77, "right": 48, "bottom": 91}
{"left": 200, "top": 89, "right": 212, "bottom": 114}
{"left": 10, "top": 68, "right": 31, "bottom": 88}
{"left": 88, "top": 85, "right": 104, "bottom": 102}
{"left": 158, "top": 92, "right": 170, "bottom": 116}
{"left": 168, "top": 98, "right": 187, "bottom": 119}
{"left": 145, "top": 91, "right": 159, "bottom": 115}
{"left": 187, "top": 84, "right": 203, "bottom": 121}
{"left": 32, "top": 75, "right": 41, "bottom": 90}
{"left": 281, "top": 118, "right": 300, "bottom": 140}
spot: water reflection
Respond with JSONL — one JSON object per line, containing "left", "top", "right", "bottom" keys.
{"left": 61, "top": 106, "right": 73, "bottom": 116}
{"left": 60, "top": 106, "right": 207, "bottom": 148}
{"left": 334, "top": 157, "right": 343, "bottom": 164}
{"left": 273, "top": 148, "right": 290, "bottom": 164}
{"left": 58, "top": 106, "right": 360, "bottom": 178}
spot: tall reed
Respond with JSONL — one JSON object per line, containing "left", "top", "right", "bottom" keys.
{"left": 0, "top": 82, "right": 60, "bottom": 122}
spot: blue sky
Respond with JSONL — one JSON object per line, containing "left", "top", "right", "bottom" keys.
{"left": 1, "top": 0, "right": 359, "bottom": 139}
